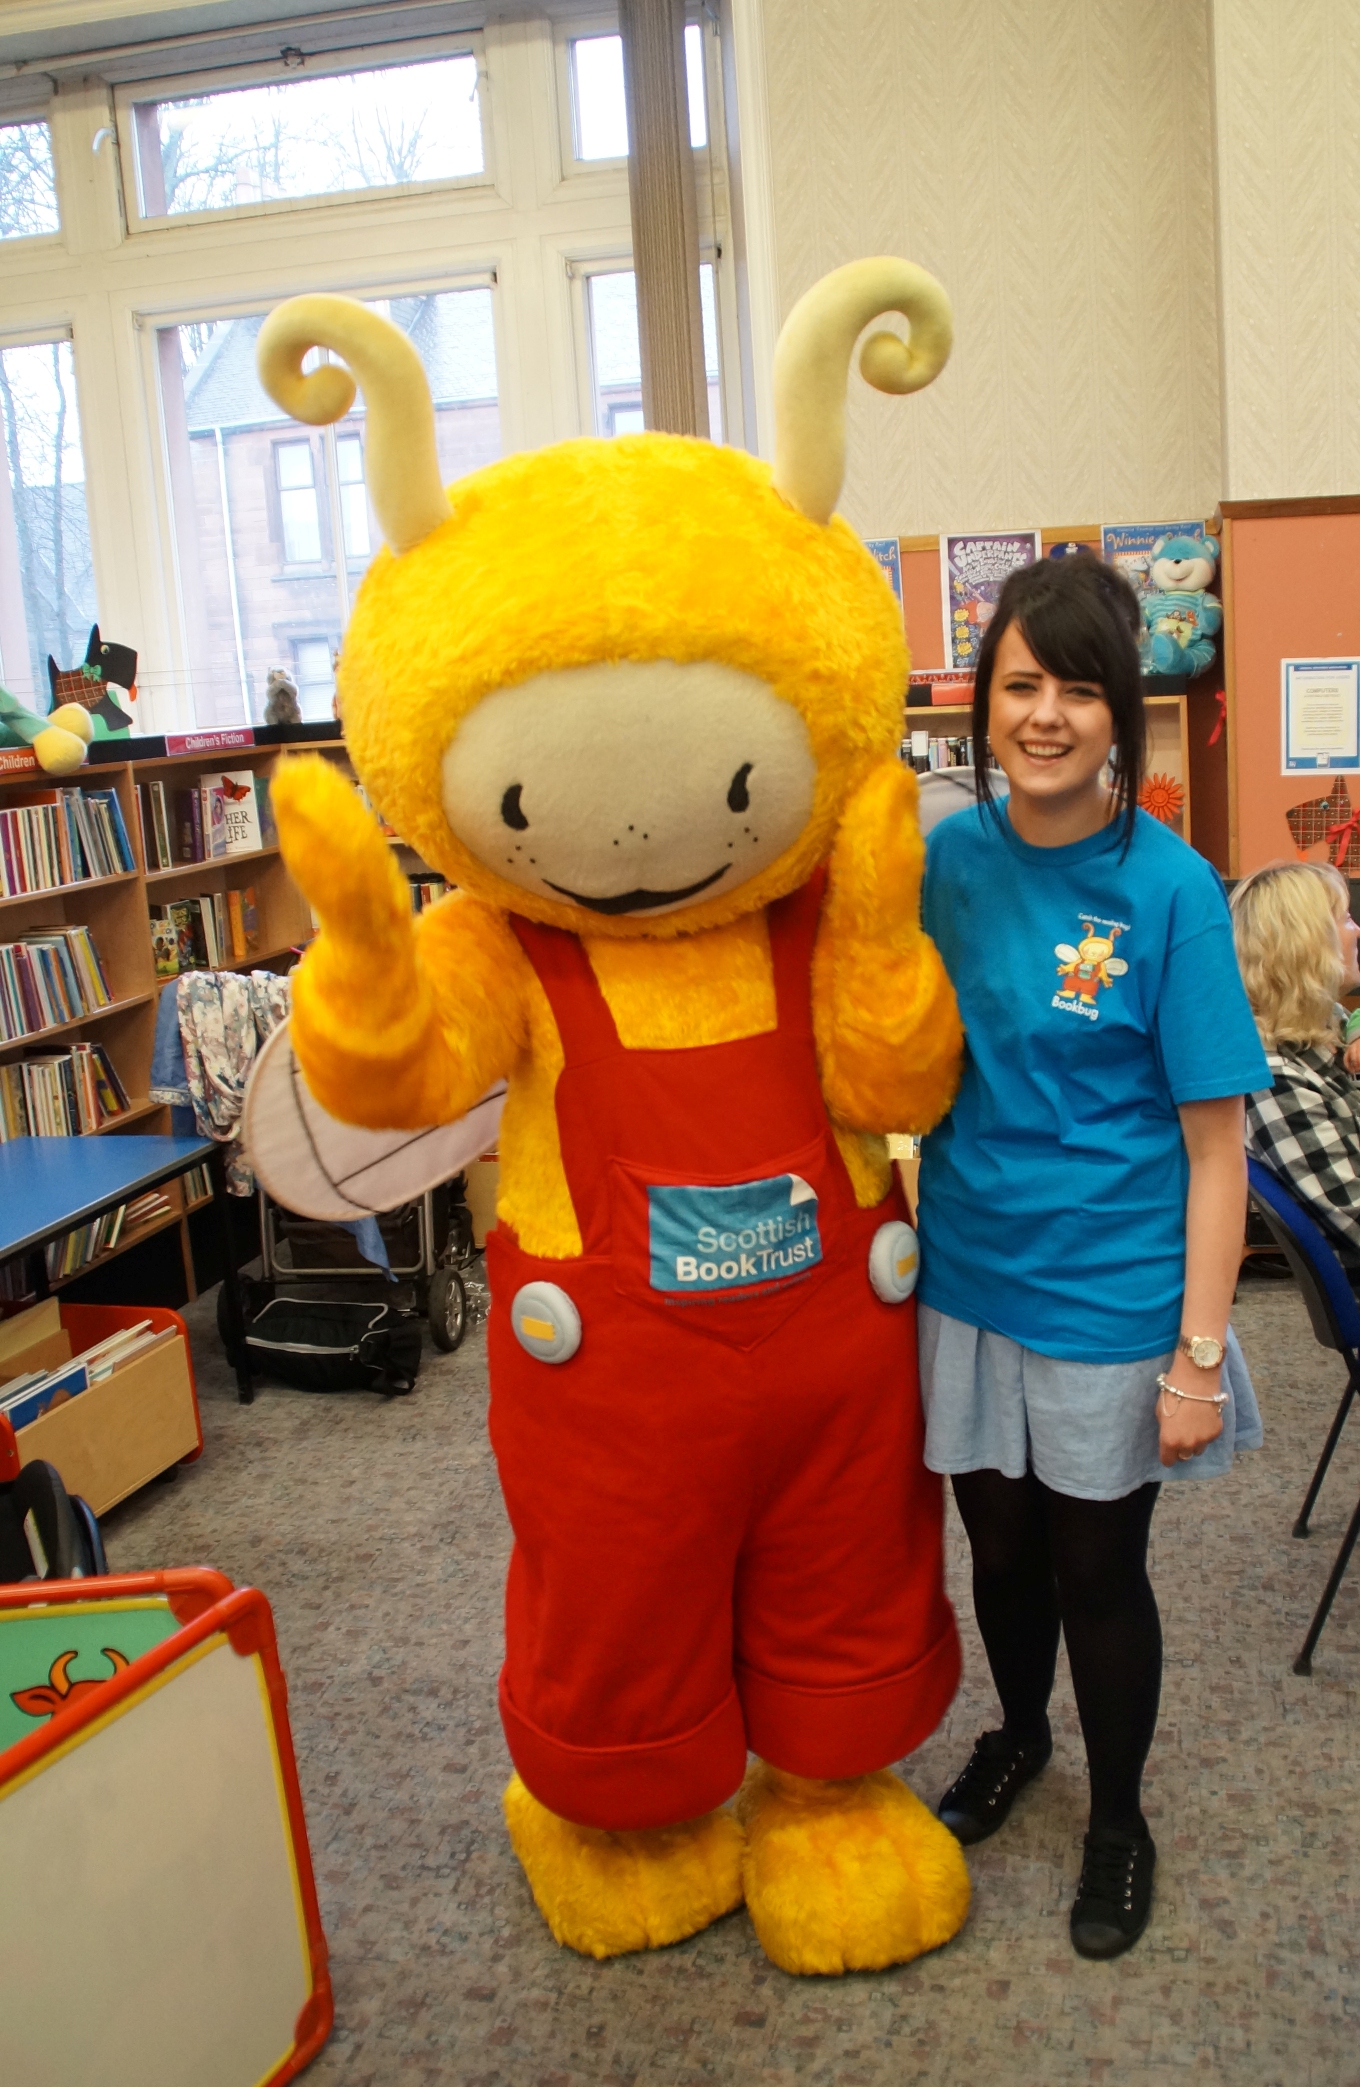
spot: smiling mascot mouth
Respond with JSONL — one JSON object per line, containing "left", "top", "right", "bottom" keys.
{"left": 543, "top": 865, "right": 730, "bottom": 915}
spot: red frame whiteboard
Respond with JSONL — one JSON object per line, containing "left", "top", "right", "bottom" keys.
{"left": 0, "top": 1574, "right": 332, "bottom": 2086}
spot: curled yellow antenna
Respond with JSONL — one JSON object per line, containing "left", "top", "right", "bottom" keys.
{"left": 772, "top": 257, "right": 953, "bottom": 526}
{"left": 255, "top": 294, "right": 451, "bottom": 554}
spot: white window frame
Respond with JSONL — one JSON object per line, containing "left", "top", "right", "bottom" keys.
{"left": 113, "top": 33, "right": 493, "bottom": 235}
{"left": 554, "top": 12, "right": 714, "bottom": 183}
{"left": 0, "top": 10, "right": 742, "bottom": 734}
{"left": 0, "top": 105, "right": 64, "bottom": 253}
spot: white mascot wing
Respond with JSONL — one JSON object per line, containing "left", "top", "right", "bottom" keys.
{"left": 1054, "top": 944, "right": 1080, "bottom": 963}
{"left": 241, "top": 1020, "right": 505, "bottom": 1220}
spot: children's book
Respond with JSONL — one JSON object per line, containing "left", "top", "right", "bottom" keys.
{"left": 172, "top": 788, "right": 200, "bottom": 863}
{"left": 940, "top": 531, "right": 1041, "bottom": 670}
{"left": 1099, "top": 521, "right": 1204, "bottom": 610}
{"left": 150, "top": 781, "right": 173, "bottom": 870}
{"left": 200, "top": 779, "right": 228, "bottom": 860}
{"left": 219, "top": 770, "right": 263, "bottom": 855}
{"left": 150, "top": 912, "right": 179, "bottom": 979}
{"left": 1, "top": 1359, "right": 90, "bottom": 1430}
{"left": 241, "top": 885, "right": 260, "bottom": 953}
{"left": 254, "top": 774, "right": 278, "bottom": 848}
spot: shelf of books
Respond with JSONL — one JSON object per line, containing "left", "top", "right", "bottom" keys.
{"left": 0, "top": 729, "right": 359, "bottom": 1308}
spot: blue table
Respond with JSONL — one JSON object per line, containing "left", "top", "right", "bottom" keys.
{"left": 0, "top": 1135, "right": 253, "bottom": 1402}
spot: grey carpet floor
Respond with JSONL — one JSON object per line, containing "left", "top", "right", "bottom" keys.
{"left": 102, "top": 1276, "right": 1359, "bottom": 2087}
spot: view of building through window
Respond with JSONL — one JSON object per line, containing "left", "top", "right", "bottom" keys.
{"left": 130, "top": 53, "right": 484, "bottom": 218}
{"left": 0, "top": 339, "right": 97, "bottom": 708}
{"left": 158, "top": 288, "right": 500, "bottom": 726}
{"left": 570, "top": 26, "right": 706, "bottom": 159}
{"left": 0, "top": 120, "right": 60, "bottom": 239}
{"left": 586, "top": 263, "right": 722, "bottom": 438}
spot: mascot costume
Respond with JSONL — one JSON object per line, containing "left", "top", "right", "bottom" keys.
{"left": 254, "top": 257, "right": 968, "bottom": 1976}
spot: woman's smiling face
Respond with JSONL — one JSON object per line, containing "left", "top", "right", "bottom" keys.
{"left": 987, "top": 622, "right": 1114, "bottom": 818}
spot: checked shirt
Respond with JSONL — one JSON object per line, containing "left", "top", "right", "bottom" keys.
{"left": 1245, "top": 1042, "right": 1360, "bottom": 1259}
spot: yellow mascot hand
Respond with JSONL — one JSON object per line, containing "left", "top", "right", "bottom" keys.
{"left": 826, "top": 760, "right": 925, "bottom": 950}
{"left": 272, "top": 754, "right": 414, "bottom": 958}
{"left": 813, "top": 759, "right": 963, "bottom": 1134}
{"left": 273, "top": 754, "right": 454, "bottom": 1127}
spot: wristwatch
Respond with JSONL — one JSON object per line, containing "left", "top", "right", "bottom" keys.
{"left": 1178, "top": 1332, "right": 1225, "bottom": 1370}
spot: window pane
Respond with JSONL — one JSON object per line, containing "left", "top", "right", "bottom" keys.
{"left": 133, "top": 54, "right": 484, "bottom": 219}
{"left": 571, "top": 36, "right": 628, "bottom": 160}
{"left": 570, "top": 31, "right": 707, "bottom": 160}
{"left": 684, "top": 25, "right": 707, "bottom": 150}
{"left": 0, "top": 340, "right": 97, "bottom": 710}
{"left": 585, "top": 266, "right": 721, "bottom": 439}
{"left": 586, "top": 272, "right": 642, "bottom": 435}
{"left": 156, "top": 288, "right": 501, "bottom": 728}
{"left": 0, "top": 121, "right": 60, "bottom": 239}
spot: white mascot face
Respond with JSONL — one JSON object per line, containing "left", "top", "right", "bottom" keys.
{"left": 440, "top": 658, "right": 818, "bottom": 919}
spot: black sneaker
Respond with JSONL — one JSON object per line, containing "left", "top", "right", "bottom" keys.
{"left": 1070, "top": 1826, "right": 1156, "bottom": 1959}
{"left": 936, "top": 1726, "right": 1052, "bottom": 1846}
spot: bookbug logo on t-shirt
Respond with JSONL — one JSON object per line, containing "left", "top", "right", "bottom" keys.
{"left": 1052, "top": 916, "right": 1130, "bottom": 1021}
{"left": 649, "top": 1173, "right": 822, "bottom": 1295}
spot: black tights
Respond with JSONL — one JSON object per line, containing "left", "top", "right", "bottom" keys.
{"left": 951, "top": 1468, "right": 1161, "bottom": 1835}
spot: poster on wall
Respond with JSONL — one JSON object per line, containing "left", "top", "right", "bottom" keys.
{"left": 1281, "top": 658, "right": 1360, "bottom": 773}
{"left": 1100, "top": 522, "right": 1203, "bottom": 607}
{"left": 863, "top": 538, "right": 903, "bottom": 604}
{"left": 939, "top": 531, "right": 1040, "bottom": 670}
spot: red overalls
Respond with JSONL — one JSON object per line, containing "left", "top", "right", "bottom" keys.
{"left": 486, "top": 875, "right": 959, "bottom": 1831}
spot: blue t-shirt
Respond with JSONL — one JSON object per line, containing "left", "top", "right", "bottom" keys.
{"left": 918, "top": 801, "right": 1269, "bottom": 1361}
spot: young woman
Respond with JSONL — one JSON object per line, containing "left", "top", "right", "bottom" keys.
{"left": 1231, "top": 860, "right": 1360, "bottom": 1252}
{"left": 916, "top": 553, "right": 1269, "bottom": 1960}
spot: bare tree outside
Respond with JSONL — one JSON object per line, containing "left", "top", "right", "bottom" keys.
{"left": 137, "top": 56, "right": 483, "bottom": 218}
{"left": 0, "top": 120, "right": 60, "bottom": 240}
{"left": 0, "top": 342, "right": 96, "bottom": 704}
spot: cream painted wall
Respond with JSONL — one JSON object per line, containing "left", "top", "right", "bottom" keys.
{"left": 1211, "top": 0, "right": 1360, "bottom": 500}
{"left": 746, "top": 0, "right": 1223, "bottom": 538}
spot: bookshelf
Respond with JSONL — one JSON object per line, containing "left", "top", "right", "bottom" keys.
{"left": 0, "top": 728, "right": 354, "bottom": 1304}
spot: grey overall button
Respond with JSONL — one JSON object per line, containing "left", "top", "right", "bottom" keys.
{"left": 868, "top": 1221, "right": 919, "bottom": 1303}
{"left": 511, "top": 1282, "right": 582, "bottom": 1363}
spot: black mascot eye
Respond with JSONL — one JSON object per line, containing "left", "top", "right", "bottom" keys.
{"left": 727, "top": 763, "right": 753, "bottom": 813}
{"left": 501, "top": 784, "right": 529, "bottom": 831}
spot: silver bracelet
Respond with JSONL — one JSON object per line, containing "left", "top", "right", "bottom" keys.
{"left": 1156, "top": 1372, "right": 1228, "bottom": 1410}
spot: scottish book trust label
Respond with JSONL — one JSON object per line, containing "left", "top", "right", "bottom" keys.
{"left": 649, "top": 1173, "right": 822, "bottom": 1296}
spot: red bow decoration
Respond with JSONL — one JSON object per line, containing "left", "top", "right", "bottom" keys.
{"left": 1207, "top": 690, "right": 1227, "bottom": 747}
{"left": 1327, "top": 811, "right": 1360, "bottom": 873}
{"left": 1287, "top": 777, "right": 1360, "bottom": 870}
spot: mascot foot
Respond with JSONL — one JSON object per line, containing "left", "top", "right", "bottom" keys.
{"left": 736, "top": 1761, "right": 970, "bottom": 1975}
{"left": 503, "top": 1772, "right": 745, "bottom": 1959}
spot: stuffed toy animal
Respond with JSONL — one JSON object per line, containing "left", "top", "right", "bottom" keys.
{"left": 47, "top": 625, "right": 137, "bottom": 735}
{"left": 0, "top": 683, "right": 93, "bottom": 774}
{"left": 255, "top": 259, "right": 969, "bottom": 1977}
{"left": 1140, "top": 531, "right": 1221, "bottom": 677}
{"left": 263, "top": 667, "right": 302, "bottom": 725}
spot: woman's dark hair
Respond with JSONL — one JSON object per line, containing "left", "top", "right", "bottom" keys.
{"left": 971, "top": 550, "right": 1146, "bottom": 850}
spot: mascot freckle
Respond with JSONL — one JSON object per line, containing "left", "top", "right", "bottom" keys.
{"left": 256, "top": 257, "right": 968, "bottom": 1975}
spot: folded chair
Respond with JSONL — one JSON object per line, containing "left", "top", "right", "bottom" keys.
{"left": 1246, "top": 1157, "right": 1360, "bottom": 1673}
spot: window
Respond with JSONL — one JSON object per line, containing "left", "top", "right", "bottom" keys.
{"left": 293, "top": 637, "right": 337, "bottom": 722}
{"left": 0, "top": 339, "right": 97, "bottom": 709}
{"left": 584, "top": 262, "right": 722, "bottom": 438}
{"left": 276, "top": 441, "right": 323, "bottom": 564}
{"left": 569, "top": 25, "right": 707, "bottom": 161}
{"left": 0, "top": 120, "right": 59, "bottom": 239}
{"left": 336, "top": 436, "right": 370, "bottom": 560}
{"left": 18, "top": 14, "right": 735, "bottom": 732}
{"left": 127, "top": 52, "right": 485, "bottom": 221}
{"left": 157, "top": 287, "right": 501, "bottom": 726}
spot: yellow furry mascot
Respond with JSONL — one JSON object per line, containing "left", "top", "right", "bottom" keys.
{"left": 256, "top": 259, "right": 968, "bottom": 1975}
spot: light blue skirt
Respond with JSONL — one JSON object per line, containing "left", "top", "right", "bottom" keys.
{"left": 918, "top": 1306, "right": 1262, "bottom": 1502}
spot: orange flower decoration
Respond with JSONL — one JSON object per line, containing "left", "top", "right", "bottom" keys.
{"left": 1139, "top": 773, "right": 1184, "bottom": 825}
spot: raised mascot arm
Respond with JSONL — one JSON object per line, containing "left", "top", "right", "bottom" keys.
{"left": 274, "top": 755, "right": 525, "bottom": 1129}
{"left": 812, "top": 761, "right": 963, "bottom": 1135}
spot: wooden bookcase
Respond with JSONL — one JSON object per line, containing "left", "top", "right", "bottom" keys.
{"left": 0, "top": 730, "right": 357, "bottom": 1303}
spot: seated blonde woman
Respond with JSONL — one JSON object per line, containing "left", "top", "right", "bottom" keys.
{"left": 1230, "top": 861, "right": 1360, "bottom": 1253}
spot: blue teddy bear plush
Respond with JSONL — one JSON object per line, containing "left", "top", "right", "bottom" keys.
{"left": 1141, "top": 532, "right": 1221, "bottom": 677}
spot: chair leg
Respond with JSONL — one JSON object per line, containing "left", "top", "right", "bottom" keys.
{"left": 1294, "top": 1365, "right": 1360, "bottom": 1538}
{"left": 1293, "top": 1491, "right": 1360, "bottom": 1675}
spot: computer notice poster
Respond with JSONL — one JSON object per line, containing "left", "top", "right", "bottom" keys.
{"left": 940, "top": 531, "right": 1040, "bottom": 670}
{"left": 1281, "top": 658, "right": 1360, "bottom": 773}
